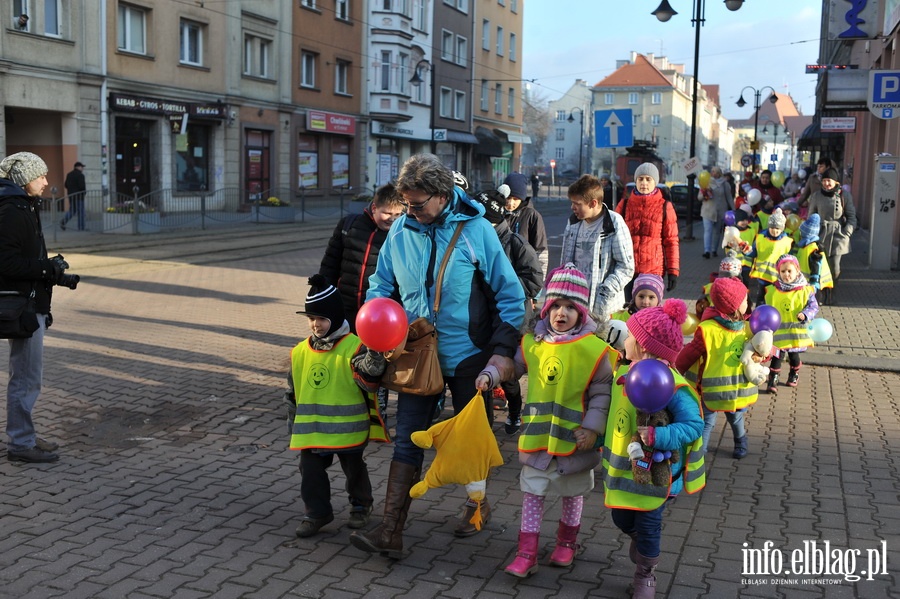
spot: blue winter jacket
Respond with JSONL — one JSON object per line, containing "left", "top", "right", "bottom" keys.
{"left": 367, "top": 186, "right": 526, "bottom": 377}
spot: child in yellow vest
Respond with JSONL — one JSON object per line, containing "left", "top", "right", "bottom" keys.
{"left": 286, "top": 275, "right": 390, "bottom": 538}
{"left": 602, "top": 299, "right": 705, "bottom": 599}
{"left": 763, "top": 254, "right": 819, "bottom": 393}
{"left": 694, "top": 257, "right": 743, "bottom": 320}
{"left": 794, "top": 213, "right": 833, "bottom": 295}
{"left": 744, "top": 207, "right": 793, "bottom": 307}
{"left": 676, "top": 277, "right": 757, "bottom": 460}
{"left": 734, "top": 204, "right": 760, "bottom": 288}
{"left": 476, "top": 264, "right": 613, "bottom": 579}
{"left": 610, "top": 273, "right": 664, "bottom": 322}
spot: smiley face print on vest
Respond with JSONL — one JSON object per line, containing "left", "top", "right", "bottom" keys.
{"left": 307, "top": 363, "right": 331, "bottom": 389}
{"left": 724, "top": 337, "right": 745, "bottom": 368}
{"left": 541, "top": 356, "right": 564, "bottom": 385}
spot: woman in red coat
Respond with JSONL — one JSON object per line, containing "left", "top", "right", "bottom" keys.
{"left": 616, "top": 162, "right": 680, "bottom": 301}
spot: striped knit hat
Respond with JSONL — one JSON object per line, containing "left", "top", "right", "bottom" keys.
{"left": 768, "top": 207, "right": 786, "bottom": 230}
{"left": 296, "top": 274, "right": 345, "bottom": 337}
{"left": 540, "top": 263, "right": 590, "bottom": 322}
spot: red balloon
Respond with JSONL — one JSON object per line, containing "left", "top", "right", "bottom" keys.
{"left": 624, "top": 360, "right": 675, "bottom": 413}
{"left": 355, "top": 298, "right": 408, "bottom": 352}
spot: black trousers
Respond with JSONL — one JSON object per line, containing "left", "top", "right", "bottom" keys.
{"left": 300, "top": 448, "right": 373, "bottom": 519}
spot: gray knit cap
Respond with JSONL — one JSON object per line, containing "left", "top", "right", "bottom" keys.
{"left": 768, "top": 207, "right": 786, "bottom": 230}
{"left": 0, "top": 152, "right": 48, "bottom": 187}
{"left": 634, "top": 162, "right": 659, "bottom": 185}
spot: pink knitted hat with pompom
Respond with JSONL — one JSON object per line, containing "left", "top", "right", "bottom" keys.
{"left": 627, "top": 299, "right": 688, "bottom": 363}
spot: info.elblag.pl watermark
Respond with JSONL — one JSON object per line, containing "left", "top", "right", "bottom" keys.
{"left": 741, "top": 540, "right": 889, "bottom": 585}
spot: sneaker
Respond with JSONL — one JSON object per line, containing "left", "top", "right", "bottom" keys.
{"left": 504, "top": 414, "right": 521, "bottom": 435}
{"left": 347, "top": 506, "right": 373, "bottom": 529}
{"left": 7, "top": 446, "right": 59, "bottom": 463}
{"left": 431, "top": 392, "right": 446, "bottom": 425}
{"left": 786, "top": 370, "right": 799, "bottom": 387}
{"left": 295, "top": 513, "right": 334, "bottom": 538}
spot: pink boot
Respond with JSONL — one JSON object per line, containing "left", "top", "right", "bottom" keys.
{"left": 504, "top": 531, "right": 539, "bottom": 578}
{"left": 548, "top": 522, "right": 580, "bottom": 567}
{"left": 632, "top": 552, "right": 660, "bottom": 599}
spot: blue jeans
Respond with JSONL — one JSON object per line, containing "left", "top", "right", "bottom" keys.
{"left": 700, "top": 408, "right": 746, "bottom": 455}
{"left": 702, "top": 218, "right": 717, "bottom": 253}
{"left": 392, "top": 373, "right": 490, "bottom": 469}
{"left": 6, "top": 314, "right": 46, "bottom": 452}
{"left": 611, "top": 501, "right": 668, "bottom": 558}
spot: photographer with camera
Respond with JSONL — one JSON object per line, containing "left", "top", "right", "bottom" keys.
{"left": 0, "top": 152, "right": 78, "bottom": 463}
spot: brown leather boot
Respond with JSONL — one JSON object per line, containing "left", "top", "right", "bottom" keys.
{"left": 454, "top": 497, "right": 491, "bottom": 537}
{"left": 349, "top": 461, "right": 418, "bottom": 559}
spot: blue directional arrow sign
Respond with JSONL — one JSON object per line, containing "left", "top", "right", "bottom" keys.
{"left": 594, "top": 109, "right": 633, "bottom": 148}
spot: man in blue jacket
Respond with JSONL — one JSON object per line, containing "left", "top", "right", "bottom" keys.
{"left": 350, "top": 154, "right": 525, "bottom": 557}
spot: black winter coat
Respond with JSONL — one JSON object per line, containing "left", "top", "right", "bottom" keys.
{"left": 495, "top": 220, "right": 544, "bottom": 322}
{"left": 503, "top": 198, "right": 549, "bottom": 275}
{"left": 0, "top": 179, "right": 52, "bottom": 313}
{"left": 319, "top": 207, "right": 388, "bottom": 330}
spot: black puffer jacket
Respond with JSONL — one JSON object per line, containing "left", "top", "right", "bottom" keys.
{"left": 0, "top": 179, "right": 52, "bottom": 314}
{"left": 495, "top": 219, "right": 544, "bottom": 324}
{"left": 504, "top": 198, "right": 549, "bottom": 276}
{"left": 319, "top": 206, "right": 388, "bottom": 330}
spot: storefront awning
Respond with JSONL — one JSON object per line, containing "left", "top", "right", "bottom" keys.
{"left": 475, "top": 126, "right": 503, "bottom": 156}
{"left": 493, "top": 128, "right": 532, "bottom": 144}
{"left": 446, "top": 130, "right": 480, "bottom": 144}
{"left": 797, "top": 119, "right": 844, "bottom": 152}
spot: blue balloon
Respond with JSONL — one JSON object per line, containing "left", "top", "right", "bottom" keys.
{"left": 807, "top": 318, "right": 834, "bottom": 343}
{"left": 750, "top": 305, "right": 781, "bottom": 334}
{"left": 724, "top": 210, "right": 737, "bottom": 226}
{"left": 625, "top": 360, "right": 675, "bottom": 413}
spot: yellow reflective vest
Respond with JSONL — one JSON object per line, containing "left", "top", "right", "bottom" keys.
{"left": 794, "top": 243, "right": 833, "bottom": 289}
{"left": 694, "top": 320, "right": 758, "bottom": 412}
{"left": 290, "top": 335, "right": 389, "bottom": 450}
{"left": 749, "top": 234, "right": 793, "bottom": 283}
{"left": 737, "top": 223, "right": 759, "bottom": 269}
{"left": 764, "top": 285, "right": 815, "bottom": 350}
{"left": 518, "top": 333, "right": 613, "bottom": 456}
{"left": 602, "top": 365, "right": 706, "bottom": 511}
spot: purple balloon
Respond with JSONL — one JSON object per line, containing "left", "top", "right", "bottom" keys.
{"left": 749, "top": 305, "right": 782, "bottom": 334}
{"left": 625, "top": 360, "right": 675, "bottom": 413}
{"left": 724, "top": 210, "right": 737, "bottom": 226}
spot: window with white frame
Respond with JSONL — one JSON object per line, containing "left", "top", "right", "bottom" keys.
{"left": 180, "top": 20, "right": 203, "bottom": 66}
{"left": 556, "top": 128, "right": 565, "bottom": 141}
{"left": 555, "top": 147, "right": 564, "bottom": 159}
{"left": 412, "top": 0, "right": 426, "bottom": 30}
{"left": 482, "top": 19, "right": 489, "bottom": 50}
{"left": 556, "top": 110, "right": 566, "bottom": 122}
{"left": 44, "top": 0, "right": 62, "bottom": 36}
{"left": 455, "top": 35, "right": 467, "bottom": 66}
{"left": 455, "top": 91, "right": 466, "bottom": 120}
{"left": 632, "top": 114, "right": 639, "bottom": 127}
{"left": 650, "top": 114, "right": 660, "bottom": 126}
{"left": 380, "top": 50, "right": 391, "bottom": 91}
{"left": 301, "top": 0, "right": 316, "bottom": 8}
{"left": 605, "top": 93, "right": 614, "bottom": 105}
{"left": 651, "top": 92, "right": 662, "bottom": 104}
{"left": 494, "top": 84, "right": 502, "bottom": 114}
{"left": 508, "top": 87, "right": 514, "bottom": 116}
{"left": 13, "top": 0, "right": 29, "bottom": 31}
{"left": 628, "top": 92, "right": 638, "bottom": 104}
{"left": 335, "top": 60, "right": 350, "bottom": 94}
{"left": 440, "top": 87, "right": 452, "bottom": 118}
{"left": 441, "top": 30, "right": 453, "bottom": 61}
{"left": 117, "top": 4, "right": 147, "bottom": 54}
{"left": 511, "top": 0, "right": 518, "bottom": 12}
{"left": 399, "top": 53, "right": 409, "bottom": 95}
{"left": 301, "top": 51, "right": 317, "bottom": 87}
{"left": 496, "top": 26, "right": 503, "bottom": 56}
{"left": 480, "top": 80, "right": 488, "bottom": 111}
{"left": 509, "top": 33, "right": 516, "bottom": 61}
{"left": 445, "top": 0, "right": 467, "bottom": 11}
{"left": 244, "top": 35, "right": 271, "bottom": 78}
{"left": 336, "top": 0, "right": 349, "bottom": 20}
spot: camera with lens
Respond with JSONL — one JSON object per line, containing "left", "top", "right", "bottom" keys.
{"left": 47, "top": 254, "right": 80, "bottom": 290}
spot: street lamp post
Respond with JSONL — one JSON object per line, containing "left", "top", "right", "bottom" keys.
{"left": 567, "top": 108, "right": 584, "bottom": 176}
{"left": 409, "top": 59, "right": 434, "bottom": 153}
{"left": 736, "top": 85, "right": 778, "bottom": 173}
{"left": 653, "top": 0, "right": 745, "bottom": 240}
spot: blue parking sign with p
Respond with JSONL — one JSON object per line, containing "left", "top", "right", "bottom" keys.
{"left": 874, "top": 73, "right": 900, "bottom": 103}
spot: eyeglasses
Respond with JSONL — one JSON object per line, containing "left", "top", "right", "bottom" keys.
{"left": 399, "top": 193, "right": 435, "bottom": 211}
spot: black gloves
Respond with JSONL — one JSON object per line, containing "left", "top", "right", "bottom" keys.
{"left": 352, "top": 349, "right": 387, "bottom": 378}
{"left": 666, "top": 274, "right": 678, "bottom": 292}
{"left": 41, "top": 254, "right": 69, "bottom": 283}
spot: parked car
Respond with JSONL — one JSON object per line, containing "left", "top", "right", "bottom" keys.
{"left": 669, "top": 184, "right": 702, "bottom": 220}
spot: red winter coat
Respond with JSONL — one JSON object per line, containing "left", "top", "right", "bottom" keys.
{"left": 615, "top": 187, "right": 680, "bottom": 277}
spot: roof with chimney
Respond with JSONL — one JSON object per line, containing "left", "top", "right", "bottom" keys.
{"left": 594, "top": 53, "right": 673, "bottom": 88}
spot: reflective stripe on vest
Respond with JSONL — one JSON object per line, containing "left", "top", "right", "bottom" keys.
{"left": 795, "top": 243, "right": 834, "bottom": 289}
{"left": 519, "top": 333, "right": 611, "bottom": 457}
{"left": 289, "top": 335, "right": 375, "bottom": 450}
{"left": 750, "top": 235, "right": 794, "bottom": 283}
{"left": 602, "top": 365, "right": 706, "bottom": 510}
{"left": 764, "top": 286, "right": 815, "bottom": 350}
{"left": 697, "top": 320, "right": 759, "bottom": 412}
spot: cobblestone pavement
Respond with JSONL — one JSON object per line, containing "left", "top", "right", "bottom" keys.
{"left": 1, "top": 213, "right": 898, "bottom": 598}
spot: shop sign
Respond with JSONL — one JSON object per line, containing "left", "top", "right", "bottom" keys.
{"left": 307, "top": 110, "right": 356, "bottom": 135}
{"left": 109, "top": 93, "right": 226, "bottom": 119}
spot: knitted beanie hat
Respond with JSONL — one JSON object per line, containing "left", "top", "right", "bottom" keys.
{"left": 297, "top": 274, "right": 346, "bottom": 337}
{"left": 475, "top": 189, "right": 506, "bottom": 224}
{"left": 776, "top": 253, "right": 800, "bottom": 272}
{"left": 632, "top": 273, "right": 665, "bottom": 302}
{"left": 634, "top": 162, "right": 659, "bottom": 185}
{"left": 0, "top": 152, "right": 48, "bottom": 188}
{"left": 799, "top": 213, "right": 820, "bottom": 245}
{"left": 540, "top": 263, "right": 590, "bottom": 322}
{"left": 822, "top": 167, "right": 841, "bottom": 183}
{"left": 627, "top": 299, "right": 687, "bottom": 363}
{"left": 718, "top": 257, "right": 743, "bottom": 278}
{"left": 768, "top": 207, "right": 786, "bottom": 230}
{"left": 739, "top": 203, "right": 754, "bottom": 217}
{"left": 502, "top": 172, "right": 529, "bottom": 200}
{"left": 710, "top": 277, "right": 748, "bottom": 315}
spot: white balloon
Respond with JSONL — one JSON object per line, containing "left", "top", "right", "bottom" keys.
{"left": 747, "top": 188, "right": 762, "bottom": 206}
{"left": 798, "top": 169, "right": 807, "bottom": 179}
